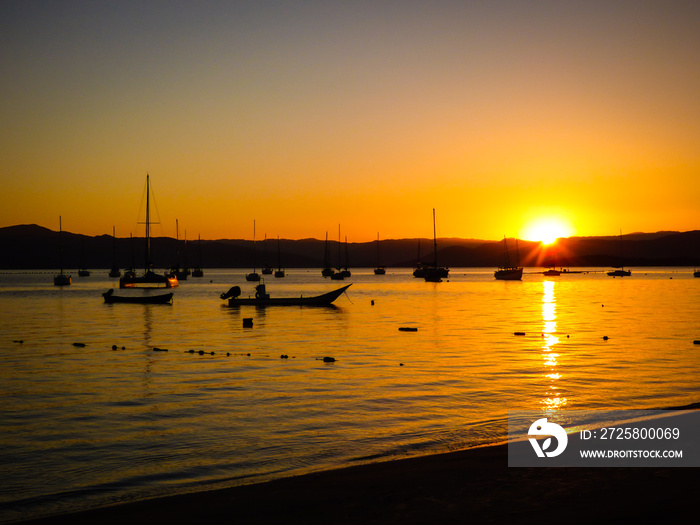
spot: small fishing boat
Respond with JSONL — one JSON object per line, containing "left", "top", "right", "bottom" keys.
{"left": 221, "top": 283, "right": 351, "bottom": 307}
{"left": 103, "top": 289, "right": 173, "bottom": 304}
{"left": 543, "top": 268, "right": 561, "bottom": 276}
{"left": 494, "top": 236, "right": 523, "bottom": 280}
{"left": 321, "top": 231, "right": 335, "bottom": 277}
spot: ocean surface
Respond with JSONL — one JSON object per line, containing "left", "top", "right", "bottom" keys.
{"left": 1, "top": 267, "right": 699, "bottom": 522}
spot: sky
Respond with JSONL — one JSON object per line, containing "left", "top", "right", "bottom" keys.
{"left": 1, "top": 0, "right": 699, "bottom": 242}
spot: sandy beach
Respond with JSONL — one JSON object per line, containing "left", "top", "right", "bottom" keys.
{"left": 22, "top": 409, "right": 698, "bottom": 525}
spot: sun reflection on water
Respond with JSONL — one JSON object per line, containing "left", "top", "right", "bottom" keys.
{"left": 541, "top": 280, "right": 567, "bottom": 410}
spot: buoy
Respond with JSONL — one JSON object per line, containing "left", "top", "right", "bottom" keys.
{"left": 13, "top": 340, "right": 23, "bottom": 344}
{"left": 603, "top": 336, "right": 609, "bottom": 341}
{"left": 227, "top": 352, "right": 231, "bottom": 356}
{"left": 567, "top": 335, "right": 570, "bottom": 338}
{"left": 243, "top": 318, "right": 253, "bottom": 328}
{"left": 693, "top": 340, "right": 700, "bottom": 345}
{"left": 399, "top": 327, "right": 418, "bottom": 332}
{"left": 371, "top": 300, "right": 375, "bottom": 305}
{"left": 399, "top": 363, "right": 404, "bottom": 366}
{"left": 247, "top": 353, "right": 251, "bottom": 356}
{"left": 153, "top": 347, "right": 168, "bottom": 352}
{"left": 73, "top": 342, "right": 86, "bottom": 347}
{"left": 198, "top": 350, "right": 205, "bottom": 355}
{"left": 514, "top": 332, "right": 526, "bottom": 336}
{"left": 323, "top": 356, "right": 336, "bottom": 362}
{"left": 112, "top": 345, "right": 118, "bottom": 350}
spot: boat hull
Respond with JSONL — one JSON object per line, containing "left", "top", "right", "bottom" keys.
{"left": 495, "top": 267, "right": 523, "bottom": 280}
{"left": 608, "top": 270, "right": 631, "bottom": 277}
{"left": 226, "top": 284, "right": 351, "bottom": 307}
{"left": 103, "top": 289, "right": 173, "bottom": 304}
{"left": 120, "top": 271, "right": 178, "bottom": 289}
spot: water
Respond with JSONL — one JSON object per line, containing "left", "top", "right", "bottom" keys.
{"left": 1, "top": 268, "right": 699, "bottom": 522}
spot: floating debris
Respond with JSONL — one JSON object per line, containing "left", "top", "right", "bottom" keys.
{"left": 153, "top": 347, "right": 168, "bottom": 352}
{"left": 514, "top": 332, "right": 526, "bottom": 336}
{"left": 693, "top": 340, "right": 700, "bottom": 345}
{"left": 280, "top": 354, "right": 289, "bottom": 359}
{"left": 13, "top": 340, "right": 24, "bottom": 344}
{"left": 72, "top": 342, "right": 86, "bottom": 347}
{"left": 399, "top": 327, "right": 418, "bottom": 332}
{"left": 322, "top": 356, "right": 336, "bottom": 363}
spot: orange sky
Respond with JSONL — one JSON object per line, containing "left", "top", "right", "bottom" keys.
{"left": 1, "top": 1, "right": 699, "bottom": 242}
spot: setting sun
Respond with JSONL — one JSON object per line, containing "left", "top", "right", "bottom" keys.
{"left": 521, "top": 218, "right": 575, "bottom": 245}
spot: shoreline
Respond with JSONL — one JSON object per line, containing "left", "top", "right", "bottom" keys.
{"left": 20, "top": 406, "right": 699, "bottom": 525}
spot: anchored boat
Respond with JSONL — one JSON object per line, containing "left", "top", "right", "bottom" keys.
{"left": 221, "top": 283, "right": 351, "bottom": 306}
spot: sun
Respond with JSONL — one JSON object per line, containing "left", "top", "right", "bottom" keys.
{"left": 521, "top": 218, "right": 575, "bottom": 245}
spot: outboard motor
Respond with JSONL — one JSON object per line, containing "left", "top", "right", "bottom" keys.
{"left": 255, "top": 284, "right": 269, "bottom": 300}
{"left": 220, "top": 285, "right": 241, "bottom": 300}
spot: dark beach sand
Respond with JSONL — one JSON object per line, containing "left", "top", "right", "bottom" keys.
{"left": 23, "top": 408, "right": 699, "bottom": 525}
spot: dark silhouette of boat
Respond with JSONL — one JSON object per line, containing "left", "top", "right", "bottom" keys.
{"left": 192, "top": 234, "right": 204, "bottom": 277}
{"left": 543, "top": 268, "right": 561, "bottom": 276}
{"left": 168, "top": 220, "right": 189, "bottom": 280}
{"left": 494, "top": 236, "right": 523, "bottom": 280}
{"left": 607, "top": 230, "right": 631, "bottom": 277}
{"left": 422, "top": 209, "right": 449, "bottom": 282}
{"left": 374, "top": 232, "right": 386, "bottom": 275}
{"left": 274, "top": 235, "right": 285, "bottom": 278}
{"left": 108, "top": 226, "right": 122, "bottom": 277}
{"left": 103, "top": 288, "right": 173, "bottom": 304}
{"left": 78, "top": 239, "right": 90, "bottom": 276}
{"left": 221, "top": 283, "right": 351, "bottom": 306}
{"left": 321, "top": 231, "right": 335, "bottom": 277}
{"left": 246, "top": 220, "right": 261, "bottom": 281}
{"left": 261, "top": 234, "right": 273, "bottom": 275}
{"left": 120, "top": 174, "right": 178, "bottom": 289}
{"left": 53, "top": 216, "right": 71, "bottom": 286}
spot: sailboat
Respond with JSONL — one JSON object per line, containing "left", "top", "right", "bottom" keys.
{"left": 274, "top": 235, "right": 285, "bottom": 278}
{"left": 53, "top": 216, "right": 72, "bottom": 286}
{"left": 494, "top": 236, "right": 523, "bottom": 280}
{"left": 108, "top": 226, "right": 121, "bottom": 277}
{"left": 374, "top": 232, "right": 386, "bottom": 275}
{"left": 168, "top": 220, "right": 189, "bottom": 280}
{"left": 192, "top": 234, "right": 204, "bottom": 277}
{"left": 413, "top": 239, "right": 425, "bottom": 278}
{"left": 330, "top": 226, "right": 346, "bottom": 280}
{"left": 321, "top": 231, "right": 335, "bottom": 277}
{"left": 340, "top": 235, "right": 351, "bottom": 278}
{"left": 261, "top": 234, "right": 273, "bottom": 275}
{"left": 246, "top": 220, "right": 261, "bottom": 282}
{"left": 78, "top": 238, "right": 91, "bottom": 277}
{"left": 119, "top": 174, "right": 178, "bottom": 289}
{"left": 422, "top": 209, "right": 449, "bottom": 282}
{"left": 607, "top": 230, "right": 631, "bottom": 277}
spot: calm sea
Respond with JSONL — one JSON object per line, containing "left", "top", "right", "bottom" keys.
{"left": 1, "top": 268, "right": 699, "bottom": 522}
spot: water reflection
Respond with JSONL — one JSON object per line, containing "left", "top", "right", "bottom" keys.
{"left": 541, "top": 280, "right": 566, "bottom": 410}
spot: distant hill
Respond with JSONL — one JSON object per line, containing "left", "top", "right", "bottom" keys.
{"left": 1, "top": 225, "right": 699, "bottom": 270}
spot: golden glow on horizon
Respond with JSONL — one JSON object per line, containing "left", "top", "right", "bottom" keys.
{"left": 522, "top": 217, "right": 576, "bottom": 245}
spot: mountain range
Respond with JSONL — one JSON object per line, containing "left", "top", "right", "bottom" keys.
{"left": 1, "top": 224, "right": 699, "bottom": 270}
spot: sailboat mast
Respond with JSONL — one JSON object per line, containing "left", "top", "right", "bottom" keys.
{"left": 432, "top": 208, "right": 437, "bottom": 267}
{"left": 145, "top": 174, "right": 151, "bottom": 271}
{"left": 59, "top": 216, "right": 63, "bottom": 273}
